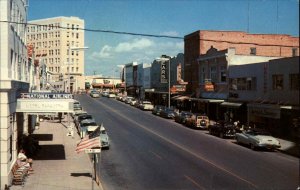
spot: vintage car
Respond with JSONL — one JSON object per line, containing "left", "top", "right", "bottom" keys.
{"left": 78, "top": 119, "right": 97, "bottom": 138}
{"left": 160, "top": 107, "right": 176, "bottom": 119}
{"left": 209, "top": 121, "right": 236, "bottom": 138}
{"left": 90, "top": 90, "right": 100, "bottom": 98}
{"left": 100, "top": 125, "right": 110, "bottom": 149}
{"left": 152, "top": 105, "right": 165, "bottom": 115}
{"left": 174, "top": 111, "right": 193, "bottom": 124}
{"left": 235, "top": 129, "right": 281, "bottom": 150}
{"left": 75, "top": 114, "right": 93, "bottom": 128}
{"left": 139, "top": 101, "right": 154, "bottom": 111}
{"left": 185, "top": 114, "right": 209, "bottom": 129}
{"left": 73, "top": 100, "right": 82, "bottom": 111}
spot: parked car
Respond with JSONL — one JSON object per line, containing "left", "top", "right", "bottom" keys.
{"left": 108, "top": 93, "right": 116, "bottom": 98}
{"left": 186, "top": 114, "right": 209, "bottom": 129}
{"left": 124, "top": 97, "right": 134, "bottom": 104}
{"left": 102, "top": 91, "right": 109, "bottom": 97}
{"left": 100, "top": 125, "right": 110, "bottom": 149}
{"left": 73, "top": 100, "right": 82, "bottom": 111}
{"left": 72, "top": 110, "right": 87, "bottom": 120}
{"left": 139, "top": 101, "right": 154, "bottom": 110}
{"left": 209, "top": 121, "right": 236, "bottom": 138}
{"left": 78, "top": 119, "right": 97, "bottom": 138}
{"left": 130, "top": 98, "right": 137, "bottom": 106}
{"left": 235, "top": 129, "right": 281, "bottom": 151}
{"left": 75, "top": 114, "right": 93, "bottom": 128}
{"left": 152, "top": 105, "right": 165, "bottom": 115}
{"left": 90, "top": 90, "right": 100, "bottom": 98}
{"left": 174, "top": 111, "right": 193, "bottom": 124}
{"left": 160, "top": 107, "right": 176, "bottom": 119}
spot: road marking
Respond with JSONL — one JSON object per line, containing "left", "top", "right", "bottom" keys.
{"left": 184, "top": 175, "right": 205, "bottom": 190}
{"left": 94, "top": 100, "right": 258, "bottom": 189}
{"left": 149, "top": 151, "right": 162, "bottom": 160}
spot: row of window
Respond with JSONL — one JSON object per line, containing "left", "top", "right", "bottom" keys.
{"left": 250, "top": 47, "right": 298, "bottom": 57}
{"left": 43, "top": 57, "right": 80, "bottom": 65}
{"left": 27, "top": 31, "right": 80, "bottom": 40}
{"left": 228, "top": 74, "right": 299, "bottom": 91}
{"left": 28, "top": 23, "right": 80, "bottom": 32}
{"left": 48, "top": 66, "right": 79, "bottom": 73}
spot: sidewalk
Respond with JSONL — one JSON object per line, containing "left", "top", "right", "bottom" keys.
{"left": 10, "top": 116, "right": 103, "bottom": 190}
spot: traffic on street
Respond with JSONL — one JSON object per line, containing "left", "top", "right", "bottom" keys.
{"left": 75, "top": 93, "right": 299, "bottom": 190}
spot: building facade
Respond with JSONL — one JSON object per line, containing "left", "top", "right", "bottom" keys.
{"left": 184, "top": 30, "right": 300, "bottom": 94}
{"left": 0, "top": 0, "right": 33, "bottom": 188}
{"left": 27, "top": 16, "right": 85, "bottom": 93}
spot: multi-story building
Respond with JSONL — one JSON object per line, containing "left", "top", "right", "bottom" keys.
{"left": 229, "top": 56, "right": 299, "bottom": 140}
{"left": 124, "top": 62, "right": 138, "bottom": 97}
{"left": 137, "top": 63, "right": 151, "bottom": 100}
{"left": 184, "top": 30, "right": 299, "bottom": 94}
{"left": 27, "top": 16, "right": 85, "bottom": 92}
{"left": 146, "top": 54, "right": 185, "bottom": 106}
{"left": 0, "top": 0, "right": 33, "bottom": 188}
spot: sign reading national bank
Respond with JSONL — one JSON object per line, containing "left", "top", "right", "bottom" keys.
{"left": 17, "top": 93, "right": 75, "bottom": 113}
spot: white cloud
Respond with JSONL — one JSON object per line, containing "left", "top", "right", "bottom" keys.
{"left": 115, "top": 38, "right": 154, "bottom": 52}
{"left": 90, "top": 45, "right": 112, "bottom": 60}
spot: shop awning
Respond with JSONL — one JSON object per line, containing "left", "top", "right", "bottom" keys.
{"left": 220, "top": 102, "right": 243, "bottom": 108}
{"left": 189, "top": 98, "right": 224, "bottom": 103}
{"left": 16, "top": 99, "right": 75, "bottom": 113}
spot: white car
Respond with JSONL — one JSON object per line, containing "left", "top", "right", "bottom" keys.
{"left": 100, "top": 125, "right": 110, "bottom": 149}
{"left": 79, "top": 119, "right": 97, "bottom": 138}
{"left": 140, "top": 101, "right": 154, "bottom": 111}
{"left": 235, "top": 129, "right": 281, "bottom": 150}
{"left": 108, "top": 93, "right": 116, "bottom": 98}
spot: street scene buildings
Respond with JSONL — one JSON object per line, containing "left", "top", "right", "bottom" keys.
{"left": 0, "top": 0, "right": 299, "bottom": 189}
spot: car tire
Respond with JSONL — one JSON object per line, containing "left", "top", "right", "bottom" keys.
{"left": 250, "top": 143, "right": 256, "bottom": 150}
{"left": 219, "top": 132, "right": 224, "bottom": 139}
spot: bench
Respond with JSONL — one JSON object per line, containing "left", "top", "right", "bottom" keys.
{"left": 11, "top": 161, "right": 29, "bottom": 186}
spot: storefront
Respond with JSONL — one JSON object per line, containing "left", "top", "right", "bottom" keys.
{"left": 220, "top": 102, "right": 247, "bottom": 124}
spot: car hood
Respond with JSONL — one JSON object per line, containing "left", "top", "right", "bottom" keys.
{"left": 254, "top": 135, "right": 280, "bottom": 144}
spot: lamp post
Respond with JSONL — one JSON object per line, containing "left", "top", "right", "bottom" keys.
{"left": 67, "top": 46, "right": 88, "bottom": 93}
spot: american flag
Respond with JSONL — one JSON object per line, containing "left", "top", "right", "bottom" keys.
{"left": 75, "top": 124, "right": 102, "bottom": 153}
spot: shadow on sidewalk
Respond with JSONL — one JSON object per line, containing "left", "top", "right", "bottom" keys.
{"left": 70, "top": 173, "right": 92, "bottom": 178}
{"left": 33, "top": 144, "right": 66, "bottom": 160}
{"left": 31, "top": 134, "right": 53, "bottom": 141}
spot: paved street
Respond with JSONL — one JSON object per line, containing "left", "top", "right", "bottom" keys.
{"left": 76, "top": 94, "right": 299, "bottom": 190}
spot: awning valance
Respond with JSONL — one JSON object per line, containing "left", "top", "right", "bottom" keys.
{"left": 220, "top": 102, "right": 243, "bottom": 108}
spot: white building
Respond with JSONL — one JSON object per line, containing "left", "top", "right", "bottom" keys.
{"left": 0, "top": 0, "right": 33, "bottom": 188}
{"left": 27, "top": 16, "right": 85, "bottom": 92}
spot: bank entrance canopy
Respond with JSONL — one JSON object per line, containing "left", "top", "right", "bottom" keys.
{"left": 16, "top": 93, "right": 75, "bottom": 113}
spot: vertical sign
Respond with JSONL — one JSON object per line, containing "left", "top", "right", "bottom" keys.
{"left": 161, "top": 62, "right": 168, "bottom": 83}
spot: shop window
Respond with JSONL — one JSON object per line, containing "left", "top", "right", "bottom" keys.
{"left": 272, "top": 74, "right": 284, "bottom": 90}
{"left": 289, "top": 74, "right": 299, "bottom": 90}
{"left": 292, "top": 48, "right": 298, "bottom": 57}
{"left": 250, "top": 47, "right": 256, "bottom": 55}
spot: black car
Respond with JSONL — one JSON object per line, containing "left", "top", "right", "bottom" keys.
{"left": 152, "top": 105, "right": 165, "bottom": 116}
{"left": 174, "top": 111, "right": 193, "bottom": 124}
{"left": 75, "top": 114, "right": 93, "bottom": 128}
{"left": 160, "top": 108, "right": 176, "bottom": 119}
{"left": 209, "top": 121, "right": 236, "bottom": 138}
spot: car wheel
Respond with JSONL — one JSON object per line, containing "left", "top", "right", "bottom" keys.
{"left": 250, "top": 143, "right": 256, "bottom": 150}
{"left": 219, "top": 132, "right": 224, "bottom": 139}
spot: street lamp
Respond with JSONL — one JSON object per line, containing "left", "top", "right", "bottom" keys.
{"left": 67, "top": 46, "right": 88, "bottom": 93}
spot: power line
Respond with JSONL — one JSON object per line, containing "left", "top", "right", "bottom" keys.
{"left": 0, "top": 20, "right": 183, "bottom": 40}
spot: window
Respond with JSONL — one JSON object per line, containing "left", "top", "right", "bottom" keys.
{"left": 220, "top": 66, "right": 226, "bottom": 82}
{"left": 250, "top": 47, "right": 256, "bottom": 55}
{"left": 229, "top": 77, "right": 256, "bottom": 91}
{"left": 292, "top": 48, "right": 298, "bottom": 57}
{"left": 290, "top": 74, "right": 299, "bottom": 90}
{"left": 272, "top": 75, "right": 284, "bottom": 90}
{"left": 210, "top": 66, "right": 217, "bottom": 83}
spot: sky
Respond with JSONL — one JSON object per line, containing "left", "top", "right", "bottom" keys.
{"left": 27, "top": 0, "right": 299, "bottom": 77}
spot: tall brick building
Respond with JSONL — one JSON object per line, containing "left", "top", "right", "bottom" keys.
{"left": 184, "top": 30, "right": 299, "bottom": 93}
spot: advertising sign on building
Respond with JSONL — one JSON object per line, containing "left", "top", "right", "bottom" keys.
{"left": 204, "top": 81, "right": 215, "bottom": 91}
{"left": 161, "top": 62, "right": 168, "bottom": 83}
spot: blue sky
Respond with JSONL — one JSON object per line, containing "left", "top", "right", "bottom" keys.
{"left": 27, "top": 0, "right": 299, "bottom": 77}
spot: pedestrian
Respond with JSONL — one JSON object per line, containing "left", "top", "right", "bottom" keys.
{"left": 17, "top": 149, "right": 33, "bottom": 171}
